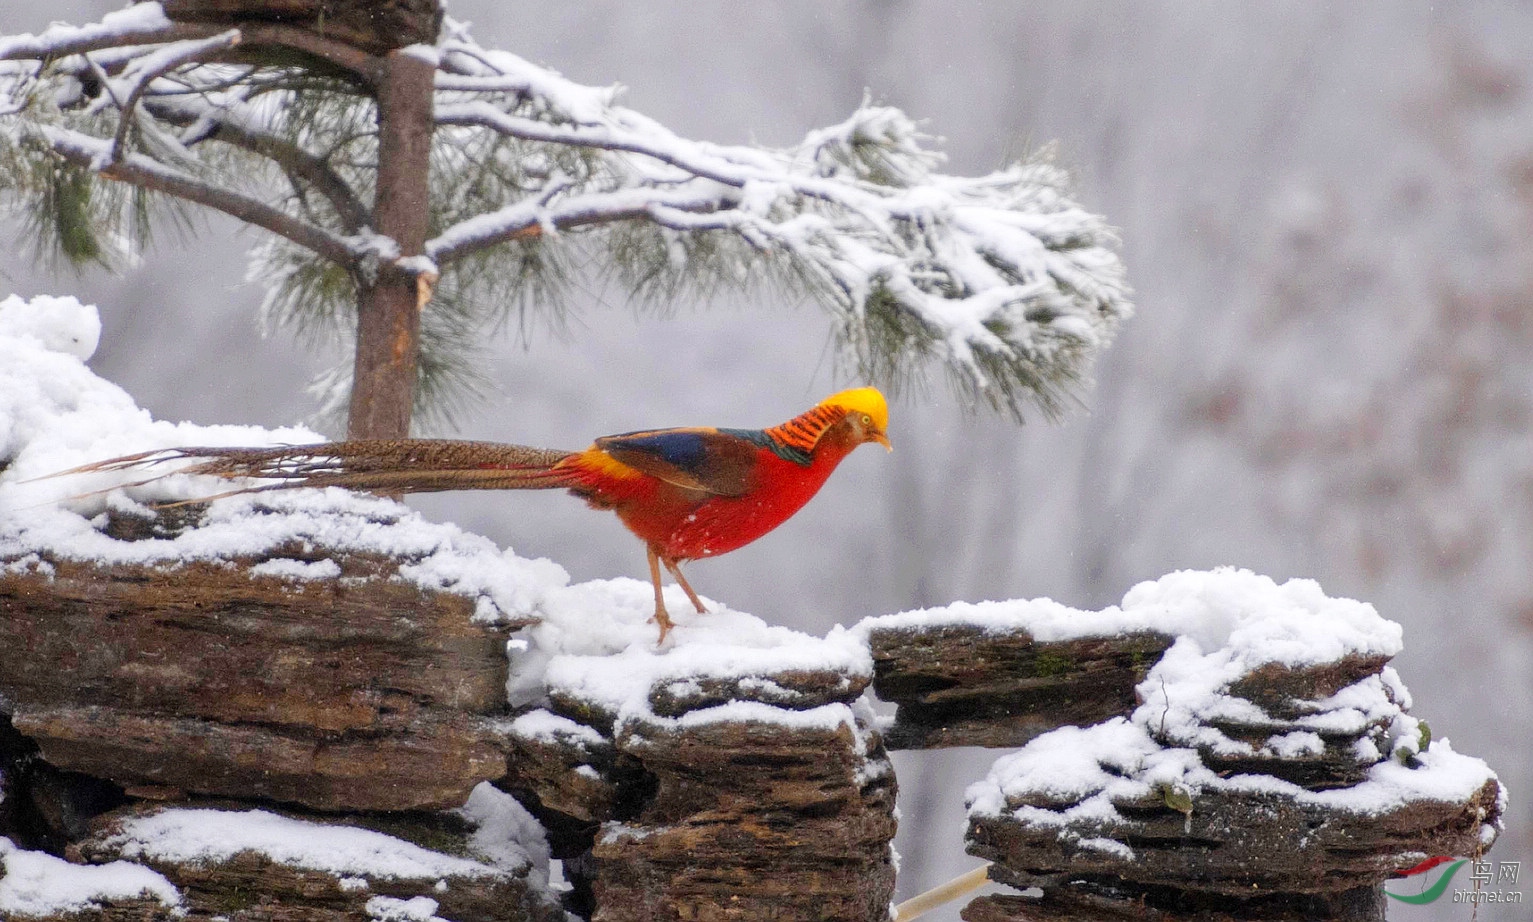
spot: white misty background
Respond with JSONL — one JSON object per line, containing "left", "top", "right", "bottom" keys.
{"left": 3, "top": 3, "right": 1529, "bottom": 920}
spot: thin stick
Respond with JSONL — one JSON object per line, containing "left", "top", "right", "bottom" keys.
{"left": 891, "top": 864, "right": 993, "bottom": 922}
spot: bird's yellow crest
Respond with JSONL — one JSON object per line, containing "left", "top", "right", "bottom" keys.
{"left": 817, "top": 386, "right": 889, "bottom": 433}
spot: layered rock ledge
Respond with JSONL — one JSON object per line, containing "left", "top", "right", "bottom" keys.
{"left": 500, "top": 585, "right": 897, "bottom": 921}
{"left": 951, "top": 570, "right": 1503, "bottom": 921}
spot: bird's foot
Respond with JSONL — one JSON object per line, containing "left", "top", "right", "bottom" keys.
{"left": 651, "top": 605, "right": 676, "bottom": 645}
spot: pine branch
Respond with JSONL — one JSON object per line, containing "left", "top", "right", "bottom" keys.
{"left": 146, "top": 97, "right": 370, "bottom": 233}
{"left": 434, "top": 101, "right": 757, "bottom": 188}
{"left": 425, "top": 34, "right": 1131, "bottom": 417}
{"left": 217, "top": 22, "right": 381, "bottom": 83}
{"left": 30, "top": 124, "right": 360, "bottom": 267}
{"left": 427, "top": 186, "right": 731, "bottom": 264}
{"left": 105, "top": 30, "right": 242, "bottom": 164}
{"left": 0, "top": 6, "right": 179, "bottom": 61}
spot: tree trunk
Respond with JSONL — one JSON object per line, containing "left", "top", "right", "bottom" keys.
{"left": 348, "top": 48, "right": 435, "bottom": 439}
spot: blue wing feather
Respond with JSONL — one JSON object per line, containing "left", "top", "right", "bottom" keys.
{"left": 593, "top": 426, "right": 761, "bottom": 496}
{"left": 601, "top": 428, "right": 713, "bottom": 471}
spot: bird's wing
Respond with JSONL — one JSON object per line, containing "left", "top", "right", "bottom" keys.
{"left": 593, "top": 427, "right": 761, "bottom": 497}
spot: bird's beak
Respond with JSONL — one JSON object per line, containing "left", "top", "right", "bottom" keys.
{"left": 872, "top": 431, "right": 892, "bottom": 452}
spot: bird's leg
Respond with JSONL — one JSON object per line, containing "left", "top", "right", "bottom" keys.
{"left": 647, "top": 545, "right": 675, "bottom": 642}
{"left": 662, "top": 556, "right": 708, "bottom": 614}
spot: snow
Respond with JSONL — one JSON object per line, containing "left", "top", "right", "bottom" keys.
{"left": 350, "top": 228, "right": 402, "bottom": 263}
{"left": 862, "top": 567, "right": 1402, "bottom": 664}
{"left": 661, "top": 699, "right": 858, "bottom": 733}
{"left": 99, "top": 801, "right": 532, "bottom": 884}
{"left": 0, "top": 295, "right": 322, "bottom": 492}
{"left": 0, "top": 293, "right": 100, "bottom": 359}
{"left": 0, "top": 3, "right": 171, "bottom": 60}
{"left": 437, "top": 27, "right": 619, "bottom": 124}
{"left": 508, "top": 708, "right": 608, "bottom": 749}
{"left": 964, "top": 720, "right": 1163, "bottom": 817}
{"left": 396, "top": 255, "right": 440, "bottom": 278}
{"left": 969, "top": 716, "right": 1498, "bottom": 828}
{"left": 248, "top": 556, "right": 343, "bottom": 581}
{"left": 1265, "top": 731, "right": 1325, "bottom": 759}
{"left": 511, "top": 573, "right": 872, "bottom": 736}
{"left": 964, "top": 571, "right": 1500, "bottom": 856}
{"left": 0, "top": 837, "right": 181, "bottom": 918}
{"left": 0, "top": 296, "right": 569, "bottom": 624}
{"left": 454, "top": 782, "right": 550, "bottom": 886}
{"left": 1122, "top": 573, "right": 1409, "bottom": 762}
{"left": 0, "top": 484, "right": 566, "bottom": 623}
{"left": 366, "top": 895, "right": 448, "bottom": 922}
{"left": 399, "top": 44, "right": 441, "bottom": 67}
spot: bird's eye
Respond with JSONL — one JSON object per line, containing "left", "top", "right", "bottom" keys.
{"left": 861, "top": 414, "right": 873, "bottom": 426}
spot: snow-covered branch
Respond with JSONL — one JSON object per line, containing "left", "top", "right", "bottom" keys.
{"left": 31, "top": 124, "right": 359, "bottom": 267}
{"left": 427, "top": 186, "right": 732, "bottom": 262}
{"left": 104, "top": 29, "right": 242, "bottom": 164}
{"left": 0, "top": 5, "right": 179, "bottom": 61}
{"left": 0, "top": 6, "right": 375, "bottom": 268}
{"left": 429, "top": 32, "right": 1131, "bottom": 413}
{"left": 0, "top": 6, "right": 378, "bottom": 81}
{"left": 145, "top": 96, "right": 370, "bottom": 233}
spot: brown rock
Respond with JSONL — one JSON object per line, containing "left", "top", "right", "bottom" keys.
{"left": 0, "top": 551, "right": 525, "bottom": 812}
{"left": 1228, "top": 654, "right": 1394, "bottom": 717}
{"left": 499, "top": 642, "right": 895, "bottom": 921}
{"left": 69, "top": 800, "right": 563, "bottom": 922}
{"left": 646, "top": 667, "right": 871, "bottom": 719}
{"left": 0, "top": 899, "right": 177, "bottom": 922}
{"left": 11, "top": 705, "right": 510, "bottom": 812}
{"left": 0, "top": 712, "right": 128, "bottom": 853}
{"left": 970, "top": 776, "right": 1500, "bottom": 898}
{"left": 592, "top": 712, "right": 898, "bottom": 922}
{"left": 1187, "top": 717, "right": 1387, "bottom": 789}
{"left": 501, "top": 711, "right": 624, "bottom": 826}
{"left": 865, "top": 624, "right": 1172, "bottom": 748}
{"left": 1152, "top": 655, "right": 1406, "bottom": 789}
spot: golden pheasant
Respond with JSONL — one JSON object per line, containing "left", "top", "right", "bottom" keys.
{"left": 66, "top": 387, "right": 891, "bottom": 641}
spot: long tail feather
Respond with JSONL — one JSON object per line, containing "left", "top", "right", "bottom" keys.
{"left": 47, "top": 439, "right": 579, "bottom": 499}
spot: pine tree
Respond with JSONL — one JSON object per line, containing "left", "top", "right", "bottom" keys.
{"left": 0, "top": 1, "right": 1132, "bottom": 439}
